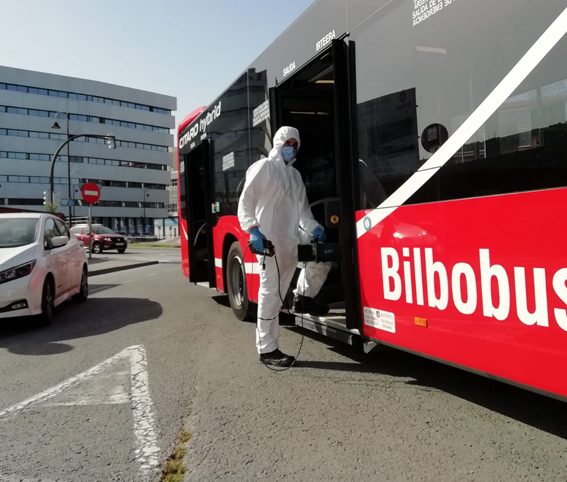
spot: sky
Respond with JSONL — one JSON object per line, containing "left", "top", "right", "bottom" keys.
{"left": 0, "top": 0, "right": 315, "bottom": 129}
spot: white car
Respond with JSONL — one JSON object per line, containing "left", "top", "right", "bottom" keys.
{"left": 0, "top": 213, "right": 88, "bottom": 326}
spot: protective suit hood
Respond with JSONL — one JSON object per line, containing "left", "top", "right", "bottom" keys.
{"left": 268, "top": 126, "right": 301, "bottom": 164}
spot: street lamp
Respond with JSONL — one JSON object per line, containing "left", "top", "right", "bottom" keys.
{"left": 51, "top": 112, "right": 71, "bottom": 225}
{"left": 142, "top": 189, "right": 150, "bottom": 234}
{"left": 69, "top": 170, "right": 82, "bottom": 226}
{"left": 49, "top": 134, "right": 116, "bottom": 214}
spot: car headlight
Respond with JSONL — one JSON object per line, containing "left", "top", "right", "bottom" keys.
{"left": 0, "top": 260, "right": 36, "bottom": 285}
{"left": 103, "top": 237, "right": 112, "bottom": 242}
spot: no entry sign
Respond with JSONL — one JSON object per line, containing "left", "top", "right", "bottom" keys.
{"left": 81, "top": 183, "right": 101, "bottom": 204}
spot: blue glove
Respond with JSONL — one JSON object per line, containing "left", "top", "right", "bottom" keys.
{"left": 313, "top": 227, "right": 327, "bottom": 242}
{"left": 250, "top": 227, "right": 266, "bottom": 252}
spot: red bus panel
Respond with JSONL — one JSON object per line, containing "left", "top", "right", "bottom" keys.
{"left": 357, "top": 188, "right": 567, "bottom": 399}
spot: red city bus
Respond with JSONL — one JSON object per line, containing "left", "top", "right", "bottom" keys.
{"left": 177, "top": 0, "right": 567, "bottom": 400}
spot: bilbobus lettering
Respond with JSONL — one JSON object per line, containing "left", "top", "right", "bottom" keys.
{"left": 403, "top": 248, "right": 413, "bottom": 304}
{"left": 379, "top": 247, "right": 567, "bottom": 332}
{"left": 382, "top": 248, "right": 401, "bottom": 301}
{"left": 553, "top": 268, "right": 567, "bottom": 332}
{"left": 479, "top": 249, "right": 510, "bottom": 321}
{"left": 514, "top": 267, "right": 548, "bottom": 327}
{"left": 425, "top": 248, "right": 449, "bottom": 310}
{"left": 452, "top": 262, "right": 477, "bottom": 315}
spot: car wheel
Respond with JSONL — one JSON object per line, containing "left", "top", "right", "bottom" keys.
{"left": 117, "top": 249, "right": 126, "bottom": 254}
{"left": 73, "top": 266, "right": 88, "bottom": 302}
{"left": 226, "top": 241, "right": 253, "bottom": 321}
{"left": 37, "top": 277, "right": 55, "bottom": 327}
{"left": 92, "top": 242, "right": 102, "bottom": 254}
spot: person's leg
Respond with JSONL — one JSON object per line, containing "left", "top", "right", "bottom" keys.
{"left": 256, "top": 253, "right": 298, "bottom": 367}
{"left": 268, "top": 253, "right": 298, "bottom": 352}
{"left": 256, "top": 254, "right": 298, "bottom": 360}
{"left": 256, "top": 256, "right": 280, "bottom": 355}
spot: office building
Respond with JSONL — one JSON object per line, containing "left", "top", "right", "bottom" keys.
{"left": 0, "top": 65, "right": 176, "bottom": 233}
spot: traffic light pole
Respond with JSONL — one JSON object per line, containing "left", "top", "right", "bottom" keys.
{"left": 65, "top": 115, "right": 72, "bottom": 228}
{"left": 49, "top": 134, "right": 116, "bottom": 212}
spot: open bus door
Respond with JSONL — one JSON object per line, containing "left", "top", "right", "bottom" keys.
{"left": 268, "top": 38, "right": 360, "bottom": 335}
{"left": 183, "top": 140, "right": 216, "bottom": 287}
{"left": 332, "top": 38, "right": 360, "bottom": 332}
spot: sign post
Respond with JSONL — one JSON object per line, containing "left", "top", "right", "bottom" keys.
{"left": 81, "top": 183, "right": 101, "bottom": 259}
{"left": 88, "top": 204, "right": 93, "bottom": 259}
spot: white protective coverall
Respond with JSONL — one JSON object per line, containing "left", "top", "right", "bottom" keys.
{"left": 238, "top": 126, "right": 329, "bottom": 354}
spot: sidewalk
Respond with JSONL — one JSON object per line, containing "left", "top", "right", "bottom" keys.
{"left": 87, "top": 256, "right": 159, "bottom": 277}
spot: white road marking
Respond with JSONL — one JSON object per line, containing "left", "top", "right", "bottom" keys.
{"left": 356, "top": 7, "right": 567, "bottom": 238}
{"left": 0, "top": 350, "right": 127, "bottom": 420}
{"left": 41, "top": 367, "right": 130, "bottom": 407}
{"left": 148, "top": 273, "right": 158, "bottom": 277}
{"left": 129, "top": 345, "right": 160, "bottom": 477}
{"left": 0, "top": 345, "right": 160, "bottom": 480}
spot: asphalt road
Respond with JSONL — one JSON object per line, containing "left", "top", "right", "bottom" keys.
{"left": 0, "top": 264, "right": 566, "bottom": 481}
{"left": 93, "top": 246, "right": 181, "bottom": 265}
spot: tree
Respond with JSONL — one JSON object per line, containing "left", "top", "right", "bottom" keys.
{"left": 45, "top": 203, "right": 58, "bottom": 213}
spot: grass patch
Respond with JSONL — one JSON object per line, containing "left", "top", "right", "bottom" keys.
{"left": 179, "top": 430, "right": 192, "bottom": 444}
{"left": 161, "top": 427, "right": 192, "bottom": 481}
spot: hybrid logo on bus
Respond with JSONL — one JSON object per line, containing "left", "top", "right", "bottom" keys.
{"left": 179, "top": 101, "right": 222, "bottom": 149}
{"left": 381, "top": 247, "right": 567, "bottom": 332}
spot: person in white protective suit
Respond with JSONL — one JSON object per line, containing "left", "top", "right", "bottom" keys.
{"left": 238, "top": 126, "right": 330, "bottom": 367}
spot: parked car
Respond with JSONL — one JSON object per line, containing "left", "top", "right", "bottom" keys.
{"left": 70, "top": 224, "right": 128, "bottom": 254}
{"left": 0, "top": 213, "right": 88, "bottom": 326}
{"left": 115, "top": 231, "right": 135, "bottom": 245}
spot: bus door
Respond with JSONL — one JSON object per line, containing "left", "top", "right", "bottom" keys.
{"left": 183, "top": 140, "right": 216, "bottom": 287}
{"left": 269, "top": 39, "right": 359, "bottom": 330}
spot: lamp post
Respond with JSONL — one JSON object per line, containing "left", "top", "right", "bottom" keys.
{"left": 70, "top": 170, "right": 82, "bottom": 226}
{"left": 51, "top": 112, "right": 71, "bottom": 225}
{"left": 49, "top": 134, "right": 116, "bottom": 213}
{"left": 142, "top": 189, "right": 149, "bottom": 234}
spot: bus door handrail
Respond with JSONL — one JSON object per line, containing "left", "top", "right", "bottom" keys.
{"left": 193, "top": 222, "right": 207, "bottom": 247}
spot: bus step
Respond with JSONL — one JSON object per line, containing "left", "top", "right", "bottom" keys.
{"left": 293, "top": 314, "right": 360, "bottom": 346}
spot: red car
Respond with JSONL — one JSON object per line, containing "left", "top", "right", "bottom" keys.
{"left": 70, "top": 224, "right": 127, "bottom": 254}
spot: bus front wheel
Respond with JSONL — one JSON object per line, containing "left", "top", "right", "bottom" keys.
{"left": 226, "top": 241, "right": 253, "bottom": 321}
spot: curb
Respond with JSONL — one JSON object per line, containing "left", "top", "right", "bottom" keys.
{"left": 88, "top": 261, "right": 159, "bottom": 277}
{"left": 128, "top": 246, "right": 181, "bottom": 249}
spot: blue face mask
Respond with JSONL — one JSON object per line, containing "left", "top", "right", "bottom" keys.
{"left": 281, "top": 145, "right": 297, "bottom": 162}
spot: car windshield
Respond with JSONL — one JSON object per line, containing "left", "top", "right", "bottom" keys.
{"left": 0, "top": 218, "right": 38, "bottom": 248}
{"left": 92, "top": 226, "right": 115, "bottom": 234}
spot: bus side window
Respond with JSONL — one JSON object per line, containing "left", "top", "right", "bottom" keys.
{"left": 351, "top": 0, "right": 567, "bottom": 208}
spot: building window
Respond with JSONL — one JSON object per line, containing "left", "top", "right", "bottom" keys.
{"left": 7, "top": 199, "right": 43, "bottom": 206}
{"left": 0, "top": 81, "right": 171, "bottom": 114}
{"left": 0, "top": 104, "right": 170, "bottom": 133}
{"left": 0, "top": 128, "right": 170, "bottom": 160}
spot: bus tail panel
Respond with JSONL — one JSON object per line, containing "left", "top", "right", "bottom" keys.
{"left": 357, "top": 188, "right": 567, "bottom": 399}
